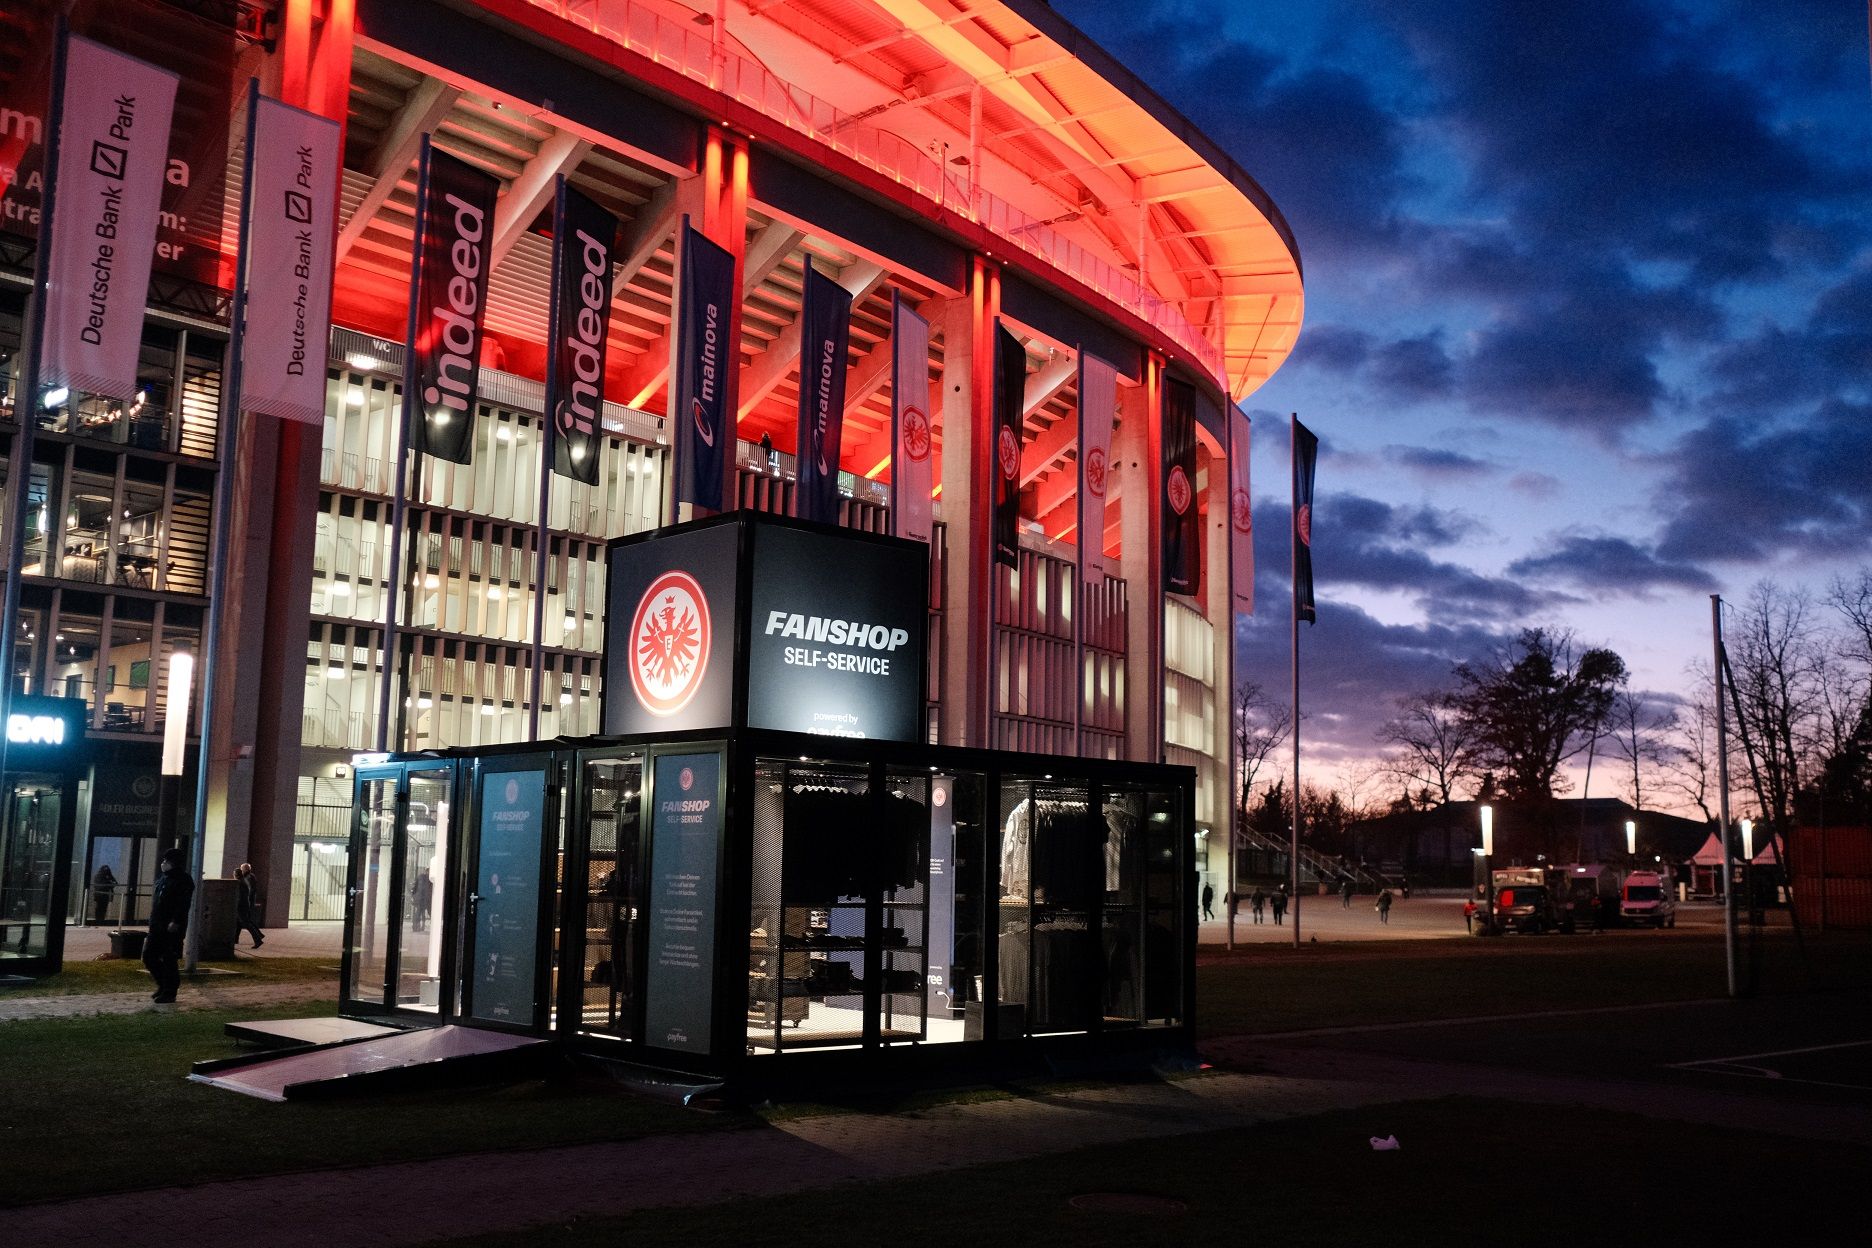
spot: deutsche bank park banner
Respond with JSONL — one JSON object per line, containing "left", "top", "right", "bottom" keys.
{"left": 238, "top": 93, "right": 340, "bottom": 425}
{"left": 890, "top": 294, "right": 933, "bottom": 545}
{"left": 409, "top": 144, "right": 499, "bottom": 465}
{"left": 41, "top": 35, "right": 177, "bottom": 400}
{"left": 795, "top": 264, "right": 853, "bottom": 526}
{"left": 1076, "top": 352, "right": 1116, "bottom": 585}
{"left": 673, "top": 222, "right": 737, "bottom": 513}
{"left": 545, "top": 180, "right": 618, "bottom": 486}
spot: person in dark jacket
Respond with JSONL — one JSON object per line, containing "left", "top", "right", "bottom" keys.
{"left": 233, "top": 863, "right": 264, "bottom": 949}
{"left": 1200, "top": 881, "right": 1215, "bottom": 921}
{"left": 91, "top": 863, "right": 117, "bottom": 925}
{"left": 1376, "top": 888, "right": 1394, "bottom": 924}
{"left": 145, "top": 849, "right": 194, "bottom": 1003}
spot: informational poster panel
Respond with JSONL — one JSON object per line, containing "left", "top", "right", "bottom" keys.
{"left": 470, "top": 767, "right": 546, "bottom": 1025}
{"left": 644, "top": 751, "right": 723, "bottom": 1054}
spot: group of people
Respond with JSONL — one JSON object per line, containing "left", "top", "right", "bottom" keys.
{"left": 1208, "top": 885, "right": 1291, "bottom": 925}
{"left": 110, "top": 852, "right": 267, "bottom": 1004}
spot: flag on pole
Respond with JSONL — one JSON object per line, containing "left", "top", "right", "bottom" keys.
{"left": 544, "top": 181, "right": 618, "bottom": 485}
{"left": 1161, "top": 375, "right": 1199, "bottom": 596}
{"left": 410, "top": 147, "right": 498, "bottom": 464}
{"left": 1077, "top": 352, "right": 1116, "bottom": 584}
{"left": 1293, "top": 415, "right": 1318, "bottom": 624}
{"left": 992, "top": 324, "right": 1025, "bottom": 568}
{"left": 41, "top": 35, "right": 178, "bottom": 400}
{"left": 890, "top": 294, "right": 933, "bottom": 544}
{"left": 795, "top": 264, "right": 853, "bottom": 524}
{"left": 1229, "top": 407, "right": 1254, "bottom": 616}
{"left": 672, "top": 221, "right": 737, "bottom": 513}
{"left": 239, "top": 94, "right": 340, "bottom": 425}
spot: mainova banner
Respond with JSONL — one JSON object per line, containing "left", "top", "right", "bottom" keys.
{"left": 470, "top": 766, "right": 546, "bottom": 1026}
{"left": 889, "top": 294, "right": 933, "bottom": 544}
{"left": 40, "top": 35, "right": 178, "bottom": 399}
{"left": 1230, "top": 407, "right": 1254, "bottom": 616}
{"left": 672, "top": 223, "right": 736, "bottom": 513}
{"left": 795, "top": 264, "right": 852, "bottom": 525}
{"left": 992, "top": 324, "right": 1025, "bottom": 568}
{"left": 745, "top": 523, "right": 928, "bottom": 743}
{"left": 410, "top": 145, "right": 498, "bottom": 465}
{"left": 545, "top": 180, "right": 617, "bottom": 485}
{"left": 603, "top": 522, "right": 741, "bottom": 735}
{"left": 239, "top": 92, "right": 340, "bottom": 425}
{"left": 1161, "top": 375, "right": 1200, "bottom": 596}
{"left": 644, "top": 750, "right": 723, "bottom": 1055}
{"left": 1077, "top": 352, "right": 1117, "bottom": 584}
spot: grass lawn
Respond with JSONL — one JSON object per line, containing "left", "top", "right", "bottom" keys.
{"left": 0, "top": 1005, "right": 733, "bottom": 1207}
{"left": 1195, "top": 930, "right": 1872, "bottom": 1037}
{"left": 432, "top": 1094, "right": 1867, "bottom": 1247}
{"left": 7, "top": 956, "right": 339, "bottom": 997}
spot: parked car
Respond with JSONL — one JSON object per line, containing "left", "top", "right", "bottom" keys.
{"left": 1490, "top": 867, "right": 1558, "bottom": 934}
{"left": 1553, "top": 863, "right": 1620, "bottom": 932}
{"left": 1620, "top": 870, "right": 1677, "bottom": 927}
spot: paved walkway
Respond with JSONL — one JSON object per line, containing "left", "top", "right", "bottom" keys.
{"left": 0, "top": 979, "right": 333, "bottom": 1023}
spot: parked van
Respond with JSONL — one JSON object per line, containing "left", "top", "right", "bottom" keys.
{"left": 1620, "top": 870, "right": 1677, "bottom": 928}
{"left": 1554, "top": 863, "right": 1620, "bottom": 932}
{"left": 1490, "top": 867, "right": 1557, "bottom": 934}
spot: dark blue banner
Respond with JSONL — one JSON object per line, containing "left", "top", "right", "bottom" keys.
{"left": 673, "top": 224, "right": 736, "bottom": 513}
{"left": 993, "top": 324, "right": 1025, "bottom": 568}
{"left": 545, "top": 181, "right": 618, "bottom": 485}
{"left": 1294, "top": 415, "right": 1319, "bottom": 624}
{"left": 795, "top": 265, "right": 853, "bottom": 524}
{"left": 1161, "top": 376, "right": 1200, "bottom": 596}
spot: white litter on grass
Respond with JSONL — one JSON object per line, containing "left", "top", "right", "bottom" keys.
{"left": 1369, "top": 1135, "right": 1401, "bottom": 1151}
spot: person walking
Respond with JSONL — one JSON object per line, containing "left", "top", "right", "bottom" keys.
{"left": 1339, "top": 878, "right": 1353, "bottom": 909}
{"left": 1271, "top": 889, "right": 1287, "bottom": 926}
{"left": 1200, "top": 881, "right": 1215, "bottom": 921}
{"left": 1250, "top": 887, "right": 1267, "bottom": 925}
{"left": 1463, "top": 898, "right": 1477, "bottom": 934}
{"left": 90, "top": 863, "right": 117, "bottom": 926}
{"left": 1376, "top": 888, "right": 1393, "bottom": 925}
{"left": 144, "top": 849, "right": 194, "bottom": 1003}
{"left": 233, "top": 863, "right": 264, "bottom": 949}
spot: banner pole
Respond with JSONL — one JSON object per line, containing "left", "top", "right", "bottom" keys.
{"left": 1711, "top": 594, "right": 1738, "bottom": 998}
{"left": 1225, "top": 411, "right": 1237, "bottom": 952}
{"left": 1072, "top": 351, "right": 1085, "bottom": 760}
{"left": 528, "top": 176, "right": 567, "bottom": 741}
{"left": 0, "top": 19, "right": 68, "bottom": 800}
{"left": 182, "top": 79, "right": 261, "bottom": 972}
{"left": 375, "top": 136, "right": 432, "bottom": 752}
{"left": 1290, "top": 414, "right": 1301, "bottom": 949}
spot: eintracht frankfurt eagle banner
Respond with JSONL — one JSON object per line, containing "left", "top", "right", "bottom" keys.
{"left": 890, "top": 294, "right": 933, "bottom": 544}
{"left": 544, "top": 181, "right": 617, "bottom": 485}
{"left": 795, "top": 264, "right": 853, "bottom": 525}
{"left": 41, "top": 35, "right": 177, "bottom": 400}
{"left": 1161, "top": 375, "right": 1200, "bottom": 596}
{"left": 239, "top": 93, "right": 340, "bottom": 425}
{"left": 673, "top": 222, "right": 737, "bottom": 513}
{"left": 1229, "top": 407, "right": 1254, "bottom": 616}
{"left": 1076, "top": 352, "right": 1117, "bottom": 585}
{"left": 992, "top": 324, "right": 1026, "bottom": 568}
{"left": 410, "top": 145, "right": 498, "bottom": 465}
{"left": 1293, "top": 415, "right": 1319, "bottom": 624}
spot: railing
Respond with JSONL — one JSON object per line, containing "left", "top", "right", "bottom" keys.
{"left": 515, "top": 0, "right": 1226, "bottom": 383}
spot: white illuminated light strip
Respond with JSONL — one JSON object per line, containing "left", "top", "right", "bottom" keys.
{"left": 7, "top": 714, "right": 67, "bottom": 745}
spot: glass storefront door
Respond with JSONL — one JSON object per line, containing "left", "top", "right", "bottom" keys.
{"left": 343, "top": 773, "right": 398, "bottom": 1009}
{"left": 460, "top": 759, "right": 551, "bottom": 1028}
{"left": 394, "top": 769, "right": 451, "bottom": 1012}
{"left": 0, "top": 778, "right": 67, "bottom": 970}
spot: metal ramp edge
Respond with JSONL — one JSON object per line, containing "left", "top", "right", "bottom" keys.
{"left": 190, "top": 1025, "right": 550, "bottom": 1102}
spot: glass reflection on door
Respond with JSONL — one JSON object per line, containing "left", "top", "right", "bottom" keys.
{"left": 396, "top": 770, "right": 450, "bottom": 1012}
{"left": 0, "top": 782, "right": 61, "bottom": 964}
{"left": 346, "top": 778, "right": 396, "bottom": 1007}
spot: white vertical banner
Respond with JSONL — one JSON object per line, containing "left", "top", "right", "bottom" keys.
{"left": 1076, "top": 352, "right": 1117, "bottom": 583}
{"left": 890, "top": 293, "right": 934, "bottom": 543}
{"left": 240, "top": 94, "right": 341, "bottom": 424}
{"left": 1230, "top": 406, "right": 1255, "bottom": 616}
{"left": 40, "top": 35, "right": 179, "bottom": 400}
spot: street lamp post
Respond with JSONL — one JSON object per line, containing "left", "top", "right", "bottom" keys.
{"left": 1479, "top": 804, "right": 1494, "bottom": 934}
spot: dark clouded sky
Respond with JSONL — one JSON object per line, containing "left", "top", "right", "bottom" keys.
{"left": 1055, "top": 0, "right": 1872, "bottom": 796}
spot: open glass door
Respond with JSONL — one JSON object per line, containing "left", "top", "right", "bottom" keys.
{"left": 343, "top": 770, "right": 399, "bottom": 1011}
{"left": 394, "top": 769, "right": 452, "bottom": 1012}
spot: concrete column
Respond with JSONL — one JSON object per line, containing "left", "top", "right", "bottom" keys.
{"left": 938, "top": 260, "right": 995, "bottom": 748}
{"left": 1117, "top": 356, "right": 1164, "bottom": 762}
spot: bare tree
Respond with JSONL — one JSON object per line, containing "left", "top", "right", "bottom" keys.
{"left": 1829, "top": 566, "right": 1872, "bottom": 669}
{"left": 1605, "top": 686, "right": 1675, "bottom": 812}
{"left": 1374, "top": 690, "right": 1479, "bottom": 806}
{"left": 1725, "top": 582, "right": 1824, "bottom": 836}
{"left": 1234, "top": 679, "right": 1294, "bottom": 817}
{"left": 1660, "top": 665, "right": 1719, "bottom": 823}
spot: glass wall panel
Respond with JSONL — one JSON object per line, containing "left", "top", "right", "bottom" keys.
{"left": 1143, "top": 787, "right": 1185, "bottom": 1026}
{"left": 0, "top": 780, "right": 62, "bottom": 965}
{"left": 346, "top": 778, "right": 396, "bottom": 1007}
{"left": 576, "top": 754, "right": 643, "bottom": 1040}
{"left": 395, "top": 769, "right": 450, "bottom": 1012}
{"left": 924, "top": 770, "right": 983, "bottom": 1044}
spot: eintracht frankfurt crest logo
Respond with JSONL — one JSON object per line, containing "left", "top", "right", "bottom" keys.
{"left": 630, "top": 571, "right": 711, "bottom": 716}
{"left": 1231, "top": 487, "right": 1252, "bottom": 533}
{"left": 679, "top": 767, "right": 695, "bottom": 792}
{"left": 997, "top": 424, "right": 1020, "bottom": 480}
{"left": 901, "top": 405, "right": 931, "bottom": 463}
{"left": 1167, "top": 465, "right": 1191, "bottom": 516}
{"left": 1297, "top": 503, "right": 1312, "bottom": 546}
{"left": 1085, "top": 446, "right": 1107, "bottom": 497}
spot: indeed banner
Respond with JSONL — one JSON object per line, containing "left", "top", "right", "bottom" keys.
{"left": 545, "top": 181, "right": 617, "bottom": 485}
{"left": 672, "top": 222, "right": 736, "bottom": 513}
{"left": 1161, "top": 375, "right": 1200, "bottom": 596}
{"left": 992, "top": 324, "right": 1025, "bottom": 568}
{"left": 1076, "top": 352, "right": 1116, "bottom": 584}
{"left": 795, "top": 264, "right": 852, "bottom": 525}
{"left": 410, "top": 145, "right": 498, "bottom": 465}
{"left": 239, "top": 93, "right": 339, "bottom": 425}
{"left": 890, "top": 295, "right": 933, "bottom": 545}
{"left": 40, "top": 35, "right": 177, "bottom": 400}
